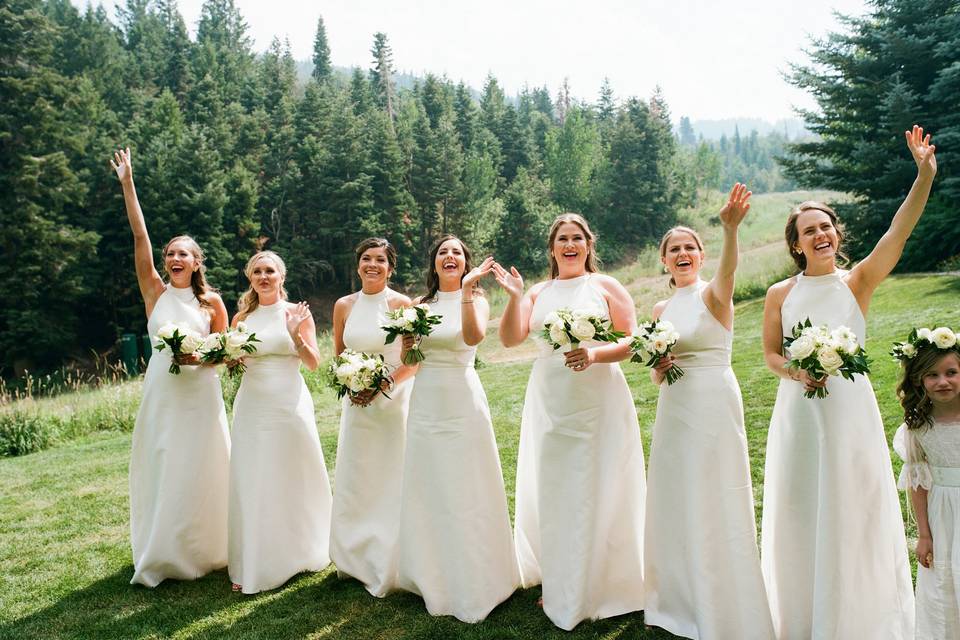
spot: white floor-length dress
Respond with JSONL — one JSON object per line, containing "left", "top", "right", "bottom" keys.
{"left": 330, "top": 289, "right": 412, "bottom": 597}
{"left": 514, "top": 275, "right": 646, "bottom": 631}
{"left": 761, "top": 270, "right": 914, "bottom": 638}
{"left": 895, "top": 419, "right": 960, "bottom": 639}
{"left": 130, "top": 284, "right": 230, "bottom": 587}
{"left": 228, "top": 301, "right": 332, "bottom": 594}
{"left": 644, "top": 279, "right": 774, "bottom": 639}
{"left": 396, "top": 289, "right": 519, "bottom": 622}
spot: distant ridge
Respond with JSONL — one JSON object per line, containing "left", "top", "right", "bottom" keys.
{"left": 687, "top": 117, "right": 810, "bottom": 140}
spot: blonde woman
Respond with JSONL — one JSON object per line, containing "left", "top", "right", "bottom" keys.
{"left": 227, "top": 251, "right": 332, "bottom": 593}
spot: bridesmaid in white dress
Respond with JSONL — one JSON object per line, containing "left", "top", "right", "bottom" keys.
{"left": 894, "top": 343, "right": 960, "bottom": 639}
{"left": 111, "top": 148, "right": 231, "bottom": 587}
{"left": 644, "top": 185, "right": 774, "bottom": 640}
{"left": 330, "top": 238, "right": 417, "bottom": 597}
{"left": 227, "top": 250, "right": 332, "bottom": 594}
{"left": 396, "top": 235, "right": 519, "bottom": 622}
{"left": 495, "top": 213, "right": 646, "bottom": 631}
{"left": 760, "top": 125, "right": 936, "bottom": 637}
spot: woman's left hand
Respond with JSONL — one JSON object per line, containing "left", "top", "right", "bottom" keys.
{"left": 718, "top": 182, "right": 751, "bottom": 230}
{"left": 285, "top": 301, "right": 311, "bottom": 341}
{"left": 564, "top": 346, "right": 594, "bottom": 372}
{"left": 906, "top": 124, "right": 936, "bottom": 180}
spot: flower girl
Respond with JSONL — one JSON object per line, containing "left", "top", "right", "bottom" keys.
{"left": 893, "top": 326, "right": 960, "bottom": 639}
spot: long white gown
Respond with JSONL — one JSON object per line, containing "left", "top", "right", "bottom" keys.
{"left": 514, "top": 274, "right": 646, "bottom": 631}
{"left": 330, "top": 289, "right": 412, "bottom": 597}
{"left": 895, "top": 419, "right": 960, "bottom": 639}
{"left": 644, "top": 279, "right": 774, "bottom": 639}
{"left": 228, "top": 301, "right": 332, "bottom": 594}
{"left": 396, "top": 289, "right": 519, "bottom": 622}
{"left": 761, "top": 270, "right": 914, "bottom": 638}
{"left": 130, "top": 284, "right": 230, "bottom": 587}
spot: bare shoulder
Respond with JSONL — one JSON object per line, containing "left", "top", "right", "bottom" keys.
{"left": 765, "top": 276, "right": 798, "bottom": 304}
{"left": 410, "top": 295, "right": 423, "bottom": 305}
{"left": 334, "top": 291, "right": 360, "bottom": 314}
{"left": 652, "top": 299, "right": 669, "bottom": 319}
{"left": 386, "top": 288, "right": 412, "bottom": 309}
{"left": 528, "top": 280, "right": 552, "bottom": 296}
{"left": 590, "top": 273, "right": 629, "bottom": 296}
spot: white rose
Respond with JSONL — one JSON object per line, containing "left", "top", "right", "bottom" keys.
{"left": 570, "top": 318, "right": 596, "bottom": 342}
{"left": 901, "top": 343, "right": 917, "bottom": 357}
{"left": 668, "top": 331, "right": 680, "bottom": 345}
{"left": 201, "top": 333, "right": 222, "bottom": 352}
{"left": 336, "top": 362, "right": 359, "bottom": 382}
{"left": 543, "top": 311, "right": 561, "bottom": 328}
{"left": 416, "top": 303, "right": 430, "bottom": 313}
{"left": 402, "top": 308, "right": 419, "bottom": 325}
{"left": 179, "top": 331, "right": 203, "bottom": 354}
{"left": 157, "top": 323, "right": 177, "bottom": 340}
{"left": 817, "top": 347, "right": 844, "bottom": 375}
{"left": 657, "top": 320, "right": 676, "bottom": 333}
{"left": 787, "top": 334, "right": 816, "bottom": 360}
{"left": 549, "top": 322, "right": 570, "bottom": 346}
{"left": 226, "top": 331, "right": 248, "bottom": 350}
{"left": 931, "top": 327, "right": 957, "bottom": 349}
{"left": 235, "top": 321, "right": 248, "bottom": 334}
{"left": 917, "top": 327, "right": 933, "bottom": 342}
{"left": 652, "top": 337, "right": 669, "bottom": 354}
{"left": 347, "top": 375, "right": 366, "bottom": 393}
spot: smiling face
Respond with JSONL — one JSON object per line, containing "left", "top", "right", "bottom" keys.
{"left": 793, "top": 209, "right": 839, "bottom": 266}
{"left": 923, "top": 352, "right": 960, "bottom": 407}
{"left": 357, "top": 246, "right": 391, "bottom": 289}
{"left": 434, "top": 238, "right": 466, "bottom": 282}
{"left": 551, "top": 222, "right": 591, "bottom": 275}
{"left": 163, "top": 239, "right": 199, "bottom": 287}
{"left": 248, "top": 255, "right": 284, "bottom": 299}
{"left": 661, "top": 230, "right": 704, "bottom": 284}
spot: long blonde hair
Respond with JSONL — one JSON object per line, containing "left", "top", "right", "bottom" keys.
{"left": 237, "top": 251, "right": 288, "bottom": 318}
{"left": 162, "top": 235, "right": 215, "bottom": 307}
{"left": 547, "top": 213, "right": 600, "bottom": 278}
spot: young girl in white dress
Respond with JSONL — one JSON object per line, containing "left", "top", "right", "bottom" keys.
{"left": 893, "top": 330, "right": 960, "bottom": 639}
{"left": 330, "top": 238, "right": 417, "bottom": 597}
{"left": 644, "top": 185, "right": 774, "bottom": 640}
{"left": 111, "top": 147, "right": 231, "bottom": 587}
{"left": 760, "top": 125, "right": 936, "bottom": 637}
{"left": 396, "top": 235, "right": 518, "bottom": 623}
{"left": 495, "top": 214, "right": 646, "bottom": 631}
{"left": 227, "top": 251, "right": 332, "bottom": 593}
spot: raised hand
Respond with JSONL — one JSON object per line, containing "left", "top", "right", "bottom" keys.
{"left": 718, "top": 182, "right": 751, "bottom": 230}
{"left": 110, "top": 147, "right": 133, "bottom": 185}
{"left": 285, "top": 301, "right": 312, "bottom": 340}
{"left": 492, "top": 262, "right": 524, "bottom": 299}
{"left": 905, "top": 125, "right": 937, "bottom": 180}
{"left": 462, "top": 256, "right": 495, "bottom": 292}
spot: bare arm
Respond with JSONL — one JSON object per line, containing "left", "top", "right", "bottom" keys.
{"left": 911, "top": 486, "right": 933, "bottom": 569}
{"left": 461, "top": 257, "right": 494, "bottom": 346}
{"left": 208, "top": 294, "right": 228, "bottom": 333}
{"left": 287, "top": 302, "right": 321, "bottom": 371}
{"left": 111, "top": 148, "right": 165, "bottom": 316}
{"left": 847, "top": 125, "right": 937, "bottom": 309}
{"left": 704, "top": 183, "right": 751, "bottom": 330}
{"left": 386, "top": 292, "right": 418, "bottom": 384}
{"left": 762, "top": 280, "right": 825, "bottom": 392}
{"left": 493, "top": 263, "right": 536, "bottom": 347}
{"left": 331, "top": 295, "right": 354, "bottom": 356}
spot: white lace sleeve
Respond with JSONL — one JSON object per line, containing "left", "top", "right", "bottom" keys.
{"left": 894, "top": 423, "right": 932, "bottom": 491}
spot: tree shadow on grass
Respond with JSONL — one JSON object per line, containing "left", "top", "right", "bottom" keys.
{"left": 0, "top": 566, "right": 674, "bottom": 640}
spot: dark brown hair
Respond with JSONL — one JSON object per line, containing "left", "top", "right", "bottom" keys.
{"left": 658, "top": 225, "right": 704, "bottom": 288}
{"left": 423, "top": 234, "right": 480, "bottom": 302}
{"left": 355, "top": 237, "right": 397, "bottom": 271}
{"left": 547, "top": 213, "right": 599, "bottom": 278}
{"left": 897, "top": 346, "right": 959, "bottom": 430}
{"left": 785, "top": 202, "right": 848, "bottom": 272}
{"left": 162, "top": 235, "right": 215, "bottom": 308}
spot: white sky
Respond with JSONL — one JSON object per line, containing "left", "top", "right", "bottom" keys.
{"left": 80, "top": 0, "right": 870, "bottom": 122}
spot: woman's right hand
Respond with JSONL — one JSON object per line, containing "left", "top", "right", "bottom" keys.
{"left": 652, "top": 354, "right": 676, "bottom": 386}
{"left": 110, "top": 147, "right": 133, "bottom": 185}
{"left": 174, "top": 352, "right": 201, "bottom": 366}
{"left": 400, "top": 334, "right": 415, "bottom": 361}
{"left": 790, "top": 368, "right": 827, "bottom": 393}
{"left": 492, "top": 262, "right": 524, "bottom": 299}
{"left": 916, "top": 535, "right": 934, "bottom": 569}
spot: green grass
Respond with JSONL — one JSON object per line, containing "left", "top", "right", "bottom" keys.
{"left": 2, "top": 269, "right": 958, "bottom": 638}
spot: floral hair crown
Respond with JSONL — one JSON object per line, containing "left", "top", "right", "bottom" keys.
{"left": 891, "top": 326, "right": 959, "bottom": 362}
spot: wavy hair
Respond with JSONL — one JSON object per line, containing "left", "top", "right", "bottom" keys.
{"left": 547, "top": 213, "right": 600, "bottom": 278}
{"left": 236, "top": 251, "right": 288, "bottom": 318}
{"left": 785, "top": 202, "right": 849, "bottom": 273}
{"left": 897, "top": 345, "right": 955, "bottom": 431}
{"left": 423, "top": 235, "right": 481, "bottom": 303}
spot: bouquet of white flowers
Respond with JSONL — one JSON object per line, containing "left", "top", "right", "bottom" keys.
{"left": 198, "top": 322, "right": 261, "bottom": 378}
{"left": 326, "top": 349, "right": 393, "bottom": 405}
{"left": 381, "top": 304, "right": 443, "bottom": 365}
{"left": 892, "top": 326, "right": 959, "bottom": 362}
{"left": 631, "top": 319, "right": 684, "bottom": 385}
{"left": 783, "top": 318, "right": 871, "bottom": 398}
{"left": 540, "top": 307, "right": 626, "bottom": 351}
{"left": 154, "top": 323, "right": 204, "bottom": 374}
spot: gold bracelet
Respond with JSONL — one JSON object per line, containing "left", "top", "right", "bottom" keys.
{"left": 461, "top": 298, "right": 474, "bottom": 304}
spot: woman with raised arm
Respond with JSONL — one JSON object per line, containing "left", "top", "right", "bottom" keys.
{"left": 227, "top": 250, "right": 332, "bottom": 594}
{"left": 643, "top": 185, "right": 774, "bottom": 640}
{"left": 396, "top": 235, "right": 518, "bottom": 622}
{"left": 329, "top": 238, "right": 417, "bottom": 597}
{"left": 760, "top": 126, "right": 936, "bottom": 637}
{"left": 111, "top": 147, "right": 231, "bottom": 587}
{"left": 494, "top": 214, "right": 645, "bottom": 631}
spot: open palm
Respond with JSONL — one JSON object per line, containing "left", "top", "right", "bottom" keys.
{"left": 718, "top": 182, "right": 751, "bottom": 229}
{"left": 905, "top": 124, "right": 936, "bottom": 179}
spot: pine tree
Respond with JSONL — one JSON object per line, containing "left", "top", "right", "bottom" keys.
{"left": 311, "top": 15, "right": 332, "bottom": 82}
{"left": 370, "top": 32, "right": 397, "bottom": 125}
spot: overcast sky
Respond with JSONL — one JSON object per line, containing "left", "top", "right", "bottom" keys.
{"left": 79, "top": 0, "right": 870, "bottom": 122}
